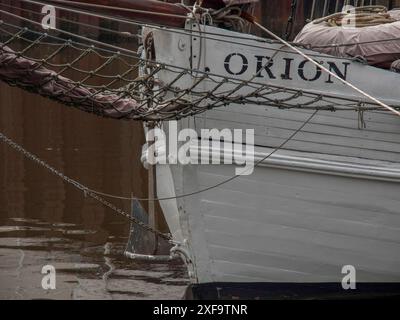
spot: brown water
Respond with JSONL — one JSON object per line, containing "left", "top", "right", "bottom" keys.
{"left": 0, "top": 83, "right": 188, "bottom": 300}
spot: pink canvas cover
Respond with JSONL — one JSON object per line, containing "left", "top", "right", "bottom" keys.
{"left": 0, "top": 45, "right": 144, "bottom": 119}
{"left": 389, "top": 9, "right": 400, "bottom": 20}
{"left": 294, "top": 12, "right": 400, "bottom": 68}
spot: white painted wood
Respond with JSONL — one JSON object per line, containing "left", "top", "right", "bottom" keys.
{"left": 146, "top": 24, "right": 400, "bottom": 284}
{"left": 181, "top": 161, "right": 400, "bottom": 283}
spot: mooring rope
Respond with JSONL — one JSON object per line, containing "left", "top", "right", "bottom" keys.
{"left": 0, "top": 2, "right": 141, "bottom": 40}
{"left": 42, "top": 0, "right": 191, "bottom": 20}
{"left": 0, "top": 102, "right": 318, "bottom": 203}
{"left": 13, "top": 0, "right": 382, "bottom": 60}
{"left": 2, "top": 16, "right": 382, "bottom": 124}
{"left": 0, "top": 131, "right": 172, "bottom": 241}
{"left": 1, "top": 3, "right": 400, "bottom": 205}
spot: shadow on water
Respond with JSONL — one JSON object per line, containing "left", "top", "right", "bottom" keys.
{"left": 0, "top": 14, "right": 189, "bottom": 298}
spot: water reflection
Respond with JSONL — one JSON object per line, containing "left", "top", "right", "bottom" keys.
{"left": 0, "top": 216, "right": 187, "bottom": 299}
{"left": 0, "top": 29, "right": 188, "bottom": 298}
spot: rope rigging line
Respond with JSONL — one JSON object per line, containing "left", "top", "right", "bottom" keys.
{"left": 284, "top": 0, "right": 298, "bottom": 40}
{"left": 12, "top": 0, "right": 367, "bottom": 60}
{"left": 3, "top": 0, "right": 396, "bottom": 96}
{"left": 0, "top": 131, "right": 172, "bottom": 241}
{"left": 302, "top": 35, "right": 400, "bottom": 49}
{"left": 78, "top": 109, "right": 320, "bottom": 202}
{"left": 16, "top": 0, "right": 393, "bottom": 61}
{"left": 42, "top": 0, "right": 191, "bottom": 20}
{"left": 0, "top": 9, "right": 327, "bottom": 203}
{"left": 0, "top": 2, "right": 141, "bottom": 41}
{"left": 249, "top": 20, "right": 400, "bottom": 117}
{"left": 0, "top": 110, "right": 319, "bottom": 202}
{"left": 18, "top": 0, "right": 251, "bottom": 41}
{"left": 1, "top": 1, "right": 400, "bottom": 204}
{"left": 15, "top": 0, "right": 400, "bottom": 57}
{"left": 1, "top": 15, "right": 395, "bottom": 124}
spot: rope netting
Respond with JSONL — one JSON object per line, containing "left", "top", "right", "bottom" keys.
{"left": 0, "top": 6, "right": 399, "bottom": 122}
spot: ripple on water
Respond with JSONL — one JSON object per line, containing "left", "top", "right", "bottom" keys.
{"left": 0, "top": 218, "right": 189, "bottom": 299}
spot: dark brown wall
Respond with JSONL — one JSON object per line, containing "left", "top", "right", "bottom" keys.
{"left": 252, "top": 0, "right": 306, "bottom": 39}
{"left": 0, "top": 2, "right": 169, "bottom": 238}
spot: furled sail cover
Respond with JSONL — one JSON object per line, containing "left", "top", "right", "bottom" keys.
{"left": 0, "top": 45, "right": 145, "bottom": 120}
{"left": 294, "top": 10, "right": 400, "bottom": 68}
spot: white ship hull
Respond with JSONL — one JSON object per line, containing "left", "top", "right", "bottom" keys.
{"left": 172, "top": 152, "right": 400, "bottom": 283}
{"left": 142, "top": 23, "right": 400, "bottom": 298}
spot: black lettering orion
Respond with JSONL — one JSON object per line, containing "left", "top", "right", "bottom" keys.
{"left": 255, "top": 56, "right": 276, "bottom": 79}
{"left": 281, "top": 58, "right": 294, "bottom": 80}
{"left": 326, "top": 62, "right": 350, "bottom": 83}
{"left": 222, "top": 53, "right": 350, "bottom": 84}
{"left": 298, "top": 60, "right": 322, "bottom": 81}
{"left": 224, "top": 53, "right": 248, "bottom": 75}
